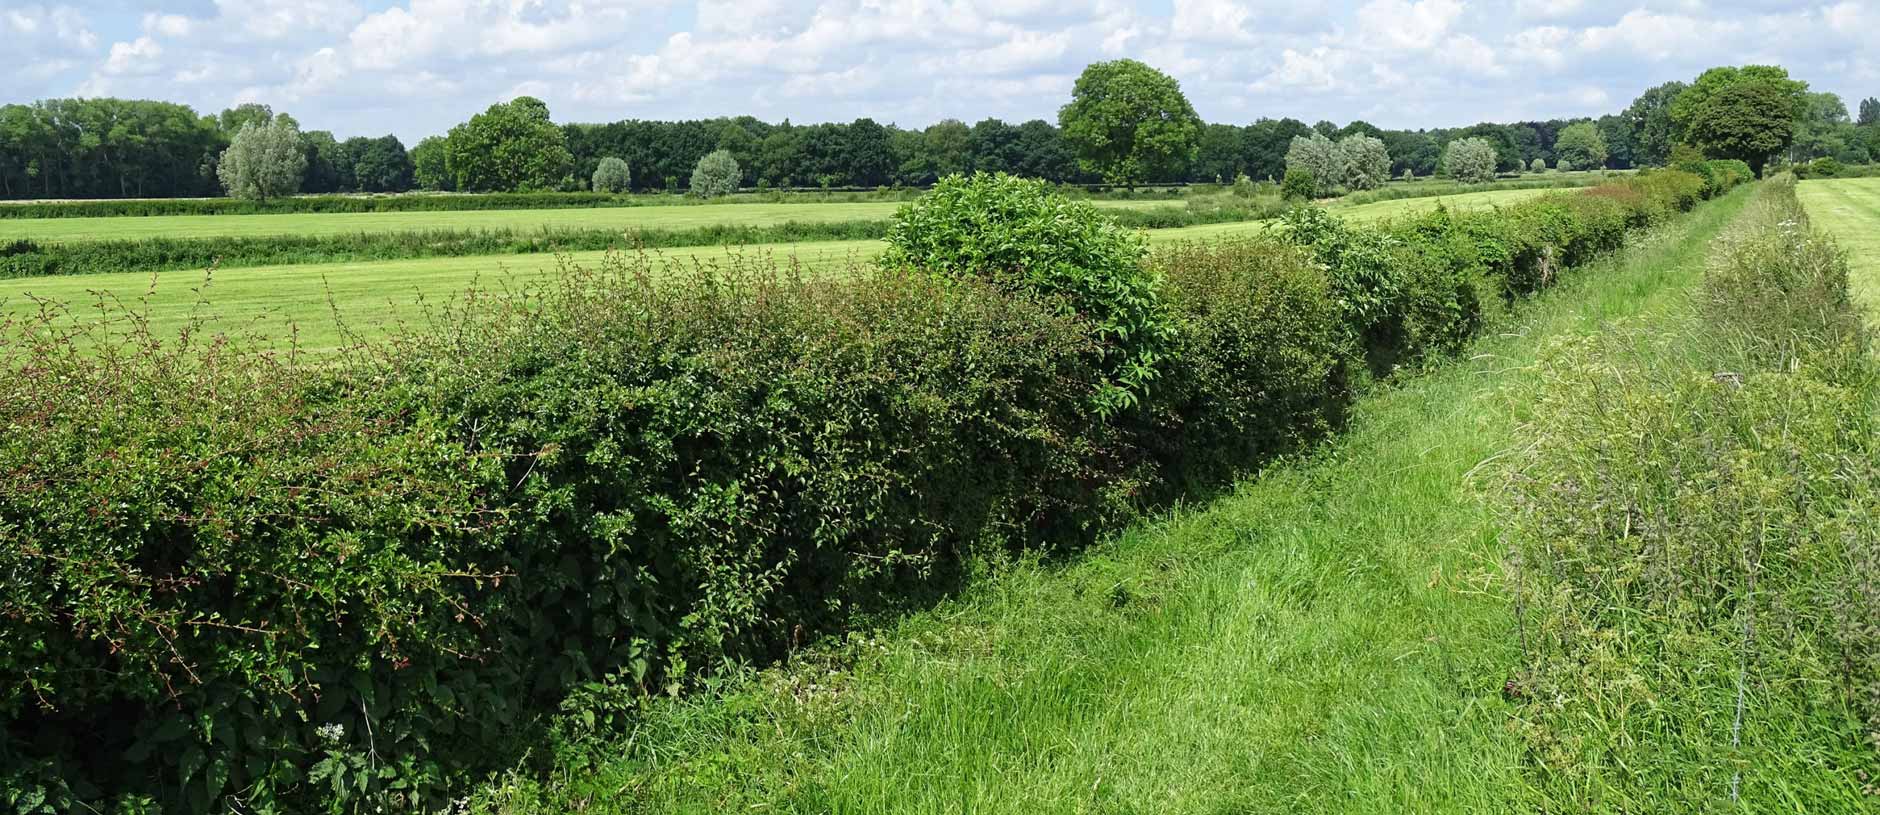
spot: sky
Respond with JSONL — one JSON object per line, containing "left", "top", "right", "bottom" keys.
{"left": 6, "top": 0, "right": 1877, "bottom": 143}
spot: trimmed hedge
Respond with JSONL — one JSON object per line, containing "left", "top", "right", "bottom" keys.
{"left": 0, "top": 201, "right": 1282, "bottom": 281}
{"left": 0, "top": 167, "right": 1744, "bottom": 813}
{"left": 0, "top": 221, "right": 892, "bottom": 279}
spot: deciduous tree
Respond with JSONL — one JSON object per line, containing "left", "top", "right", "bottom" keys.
{"left": 689, "top": 149, "right": 740, "bottom": 197}
{"left": 1443, "top": 137, "right": 1498, "bottom": 183}
{"left": 1553, "top": 122, "right": 1608, "bottom": 170}
{"left": 1058, "top": 59, "right": 1201, "bottom": 186}
{"left": 217, "top": 115, "right": 306, "bottom": 201}
{"left": 1624, "top": 81, "right": 1686, "bottom": 166}
{"left": 1337, "top": 134, "right": 1390, "bottom": 190}
{"left": 443, "top": 96, "right": 574, "bottom": 192}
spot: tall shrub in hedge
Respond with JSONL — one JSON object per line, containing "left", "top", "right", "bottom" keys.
{"left": 880, "top": 172, "right": 1176, "bottom": 415}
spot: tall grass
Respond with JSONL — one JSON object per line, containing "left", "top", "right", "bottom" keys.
{"left": 1498, "top": 176, "right": 1879, "bottom": 809}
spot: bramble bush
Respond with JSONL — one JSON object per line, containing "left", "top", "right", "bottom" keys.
{"left": 0, "top": 162, "right": 1748, "bottom": 813}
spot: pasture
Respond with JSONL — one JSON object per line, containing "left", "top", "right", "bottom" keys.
{"left": 1797, "top": 177, "right": 1880, "bottom": 308}
{"left": 0, "top": 187, "right": 1553, "bottom": 352}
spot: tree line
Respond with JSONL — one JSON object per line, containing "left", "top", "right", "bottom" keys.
{"left": 3, "top": 62, "right": 1876, "bottom": 201}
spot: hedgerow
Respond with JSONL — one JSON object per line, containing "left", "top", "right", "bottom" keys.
{"left": 0, "top": 197, "right": 1290, "bottom": 281}
{"left": 0, "top": 221, "right": 892, "bottom": 279}
{"left": 1497, "top": 176, "right": 1878, "bottom": 806}
{"left": 0, "top": 164, "right": 1746, "bottom": 813}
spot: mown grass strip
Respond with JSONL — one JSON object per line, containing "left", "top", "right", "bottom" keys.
{"left": 466, "top": 187, "right": 1755, "bottom": 815}
{"left": 1798, "top": 177, "right": 1880, "bottom": 309}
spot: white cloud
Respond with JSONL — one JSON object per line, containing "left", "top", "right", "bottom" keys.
{"left": 1171, "top": 0, "right": 1257, "bottom": 44}
{"left": 1358, "top": 0, "right": 1464, "bottom": 51}
{"left": 214, "top": 0, "right": 364, "bottom": 39}
{"left": 102, "top": 37, "right": 164, "bottom": 76}
{"left": 142, "top": 13, "right": 194, "bottom": 37}
{"left": 1254, "top": 47, "right": 1349, "bottom": 93}
{"left": 1576, "top": 10, "right": 1744, "bottom": 61}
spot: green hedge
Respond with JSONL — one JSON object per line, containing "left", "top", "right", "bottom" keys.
{"left": 0, "top": 221, "right": 892, "bottom": 279}
{"left": 0, "top": 202, "right": 1283, "bottom": 281}
{"left": 0, "top": 191, "right": 637, "bottom": 219}
{"left": 0, "top": 168, "right": 1742, "bottom": 813}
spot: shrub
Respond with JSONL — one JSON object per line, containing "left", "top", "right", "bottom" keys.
{"left": 880, "top": 172, "right": 1175, "bottom": 414}
{"left": 1141, "top": 238, "right": 1353, "bottom": 492}
{"left": 1337, "top": 135, "right": 1391, "bottom": 191}
{"left": 591, "top": 157, "right": 631, "bottom": 193}
{"left": 1279, "top": 205, "right": 1482, "bottom": 377}
{"left": 1530, "top": 158, "right": 1547, "bottom": 173}
{"left": 1285, "top": 133, "right": 1339, "bottom": 196}
{"left": 1281, "top": 167, "right": 1318, "bottom": 201}
{"left": 1443, "top": 138, "right": 1498, "bottom": 184}
{"left": 688, "top": 150, "right": 740, "bottom": 198}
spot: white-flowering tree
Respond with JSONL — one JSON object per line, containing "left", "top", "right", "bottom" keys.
{"left": 689, "top": 149, "right": 740, "bottom": 198}
{"left": 1285, "top": 132, "right": 1339, "bottom": 196}
{"left": 1337, "top": 134, "right": 1390, "bottom": 190}
{"left": 592, "top": 156, "right": 631, "bottom": 193}
{"left": 1443, "top": 137, "right": 1499, "bottom": 184}
{"left": 217, "top": 116, "right": 306, "bottom": 202}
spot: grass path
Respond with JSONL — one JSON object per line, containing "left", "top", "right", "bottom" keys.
{"left": 471, "top": 190, "right": 1755, "bottom": 814}
{"left": 1797, "top": 177, "right": 1880, "bottom": 309}
{"left": 0, "top": 189, "right": 1556, "bottom": 353}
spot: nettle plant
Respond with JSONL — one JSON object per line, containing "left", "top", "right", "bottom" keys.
{"left": 881, "top": 172, "right": 1176, "bottom": 415}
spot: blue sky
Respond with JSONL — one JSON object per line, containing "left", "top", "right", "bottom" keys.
{"left": 7, "top": 0, "right": 1876, "bottom": 143}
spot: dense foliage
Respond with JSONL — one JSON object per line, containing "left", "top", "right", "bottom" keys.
{"left": 590, "top": 157, "right": 630, "bottom": 194}
{"left": 880, "top": 173, "right": 1174, "bottom": 414}
{"left": 1058, "top": 60, "right": 1202, "bottom": 187}
{"left": 217, "top": 116, "right": 307, "bottom": 202}
{"left": 687, "top": 150, "right": 740, "bottom": 198}
{"left": 444, "top": 97, "right": 575, "bottom": 193}
{"left": 0, "top": 157, "right": 1744, "bottom": 813}
{"left": 1444, "top": 138, "right": 1500, "bottom": 183}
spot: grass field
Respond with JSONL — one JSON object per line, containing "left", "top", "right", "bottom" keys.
{"left": 1797, "top": 177, "right": 1880, "bottom": 309}
{"left": 467, "top": 187, "right": 1757, "bottom": 814}
{"left": 0, "top": 187, "right": 1557, "bottom": 352}
{"left": 0, "top": 200, "right": 1176, "bottom": 242}
{"left": 2, "top": 186, "right": 1552, "bottom": 244}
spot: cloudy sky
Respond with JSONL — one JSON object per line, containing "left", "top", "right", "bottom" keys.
{"left": 7, "top": 0, "right": 1876, "bottom": 142}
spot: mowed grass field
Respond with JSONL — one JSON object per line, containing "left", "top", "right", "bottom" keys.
{"left": 1796, "top": 177, "right": 1880, "bottom": 309}
{"left": 1, "top": 200, "right": 1177, "bottom": 242}
{"left": 0, "top": 187, "right": 1557, "bottom": 352}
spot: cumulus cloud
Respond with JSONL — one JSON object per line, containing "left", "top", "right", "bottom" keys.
{"left": 5, "top": 0, "right": 1875, "bottom": 143}
{"left": 101, "top": 36, "right": 163, "bottom": 76}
